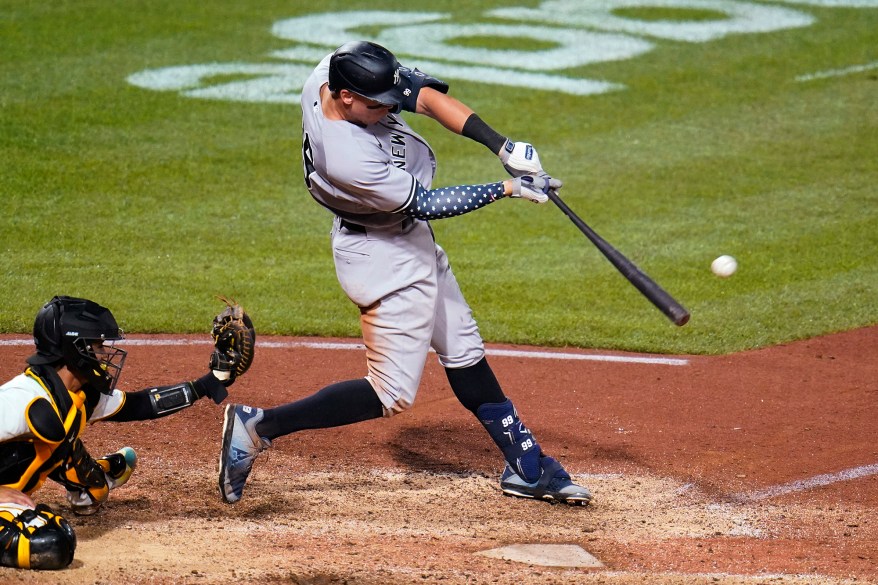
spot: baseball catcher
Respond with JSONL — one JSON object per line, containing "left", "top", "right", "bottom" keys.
{"left": 0, "top": 295, "right": 253, "bottom": 570}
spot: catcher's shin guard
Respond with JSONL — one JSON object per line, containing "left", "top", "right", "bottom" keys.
{"left": 51, "top": 441, "right": 137, "bottom": 516}
{"left": 50, "top": 440, "right": 110, "bottom": 516}
{"left": 0, "top": 504, "right": 76, "bottom": 570}
{"left": 476, "top": 399, "right": 542, "bottom": 483}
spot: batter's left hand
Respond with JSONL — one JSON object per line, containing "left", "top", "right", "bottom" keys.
{"left": 509, "top": 173, "right": 562, "bottom": 204}
{"left": 499, "top": 140, "right": 542, "bottom": 177}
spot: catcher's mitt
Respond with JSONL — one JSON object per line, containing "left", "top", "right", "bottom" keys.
{"left": 209, "top": 296, "right": 255, "bottom": 386}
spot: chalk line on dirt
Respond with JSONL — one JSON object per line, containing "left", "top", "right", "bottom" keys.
{"left": 601, "top": 571, "right": 841, "bottom": 583}
{"left": 735, "top": 462, "right": 878, "bottom": 502}
{"left": 0, "top": 337, "right": 690, "bottom": 366}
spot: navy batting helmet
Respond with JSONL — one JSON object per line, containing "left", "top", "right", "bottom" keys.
{"left": 27, "top": 296, "right": 127, "bottom": 394}
{"left": 328, "top": 41, "right": 411, "bottom": 107}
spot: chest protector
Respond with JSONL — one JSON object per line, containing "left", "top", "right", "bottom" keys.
{"left": 0, "top": 366, "right": 93, "bottom": 495}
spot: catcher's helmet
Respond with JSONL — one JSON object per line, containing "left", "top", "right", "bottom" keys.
{"left": 27, "top": 296, "right": 127, "bottom": 394}
{"left": 328, "top": 41, "right": 411, "bottom": 107}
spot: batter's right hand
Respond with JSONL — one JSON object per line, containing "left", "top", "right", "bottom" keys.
{"left": 509, "top": 173, "right": 562, "bottom": 204}
{"left": 499, "top": 140, "right": 543, "bottom": 177}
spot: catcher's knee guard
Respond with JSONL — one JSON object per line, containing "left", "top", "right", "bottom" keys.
{"left": 477, "top": 399, "right": 543, "bottom": 483}
{"left": 0, "top": 504, "right": 76, "bottom": 570}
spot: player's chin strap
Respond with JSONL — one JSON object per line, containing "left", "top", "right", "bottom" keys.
{"left": 476, "top": 399, "right": 543, "bottom": 483}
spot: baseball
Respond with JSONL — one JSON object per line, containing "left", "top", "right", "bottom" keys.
{"left": 711, "top": 255, "right": 737, "bottom": 278}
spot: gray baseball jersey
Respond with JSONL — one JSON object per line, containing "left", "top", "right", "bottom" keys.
{"left": 302, "top": 55, "right": 437, "bottom": 229}
{"left": 300, "top": 55, "right": 486, "bottom": 415}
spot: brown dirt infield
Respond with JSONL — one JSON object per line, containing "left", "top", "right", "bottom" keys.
{"left": 1, "top": 327, "right": 876, "bottom": 584}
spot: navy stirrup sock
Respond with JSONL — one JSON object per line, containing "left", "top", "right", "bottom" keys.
{"left": 445, "top": 357, "right": 506, "bottom": 414}
{"left": 254, "top": 378, "right": 383, "bottom": 440}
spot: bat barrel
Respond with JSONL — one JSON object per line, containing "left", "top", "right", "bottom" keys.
{"left": 547, "top": 191, "right": 690, "bottom": 327}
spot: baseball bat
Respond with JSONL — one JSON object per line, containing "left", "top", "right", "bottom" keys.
{"left": 547, "top": 190, "right": 690, "bottom": 326}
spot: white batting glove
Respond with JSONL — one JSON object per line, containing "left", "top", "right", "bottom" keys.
{"left": 510, "top": 173, "right": 562, "bottom": 204}
{"left": 498, "top": 140, "right": 543, "bottom": 177}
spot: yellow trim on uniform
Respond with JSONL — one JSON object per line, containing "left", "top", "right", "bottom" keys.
{"left": 23, "top": 398, "right": 63, "bottom": 444}
{"left": 23, "top": 368, "right": 61, "bottom": 413}
{"left": 17, "top": 531, "right": 30, "bottom": 569}
{"left": 7, "top": 368, "right": 90, "bottom": 495}
{"left": 24, "top": 366, "right": 88, "bottom": 432}
{"left": 108, "top": 390, "right": 127, "bottom": 418}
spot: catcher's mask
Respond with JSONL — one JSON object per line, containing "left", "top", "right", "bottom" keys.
{"left": 27, "top": 295, "right": 127, "bottom": 394}
{"left": 328, "top": 41, "right": 411, "bottom": 109}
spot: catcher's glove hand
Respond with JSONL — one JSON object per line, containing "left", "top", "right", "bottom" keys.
{"left": 209, "top": 296, "right": 255, "bottom": 389}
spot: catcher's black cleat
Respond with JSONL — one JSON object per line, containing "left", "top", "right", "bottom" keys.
{"left": 218, "top": 404, "right": 271, "bottom": 503}
{"left": 500, "top": 457, "right": 593, "bottom": 506}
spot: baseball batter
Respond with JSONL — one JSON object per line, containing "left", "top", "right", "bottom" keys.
{"left": 219, "top": 41, "right": 592, "bottom": 506}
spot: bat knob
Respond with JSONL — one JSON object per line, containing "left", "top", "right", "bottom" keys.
{"left": 673, "top": 311, "right": 691, "bottom": 327}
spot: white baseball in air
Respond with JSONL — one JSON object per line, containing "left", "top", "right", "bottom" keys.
{"left": 711, "top": 255, "right": 738, "bottom": 278}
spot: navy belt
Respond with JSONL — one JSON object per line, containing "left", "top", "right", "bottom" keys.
{"left": 339, "top": 219, "right": 367, "bottom": 233}
{"left": 339, "top": 218, "right": 414, "bottom": 234}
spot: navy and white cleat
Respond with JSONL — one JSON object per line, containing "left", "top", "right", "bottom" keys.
{"left": 218, "top": 403, "right": 271, "bottom": 503}
{"left": 500, "top": 457, "right": 593, "bottom": 506}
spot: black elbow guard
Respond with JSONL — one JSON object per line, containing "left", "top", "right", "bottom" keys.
{"left": 147, "top": 382, "right": 200, "bottom": 416}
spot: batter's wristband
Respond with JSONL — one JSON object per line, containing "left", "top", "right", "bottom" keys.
{"left": 461, "top": 114, "right": 507, "bottom": 154}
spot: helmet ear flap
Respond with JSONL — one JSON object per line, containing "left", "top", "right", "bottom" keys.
{"left": 28, "top": 296, "right": 66, "bottom": 365}
{"left": 40, "top": 300, "right": 61, "bottom": 346}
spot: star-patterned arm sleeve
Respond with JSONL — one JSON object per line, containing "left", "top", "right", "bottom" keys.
{"left": 401, "top": 181, "right": 507, "bottom": 220}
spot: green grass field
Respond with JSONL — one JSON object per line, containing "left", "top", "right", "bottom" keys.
{"left": 2, "top": 1, "right": 876, "bottom": 354}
